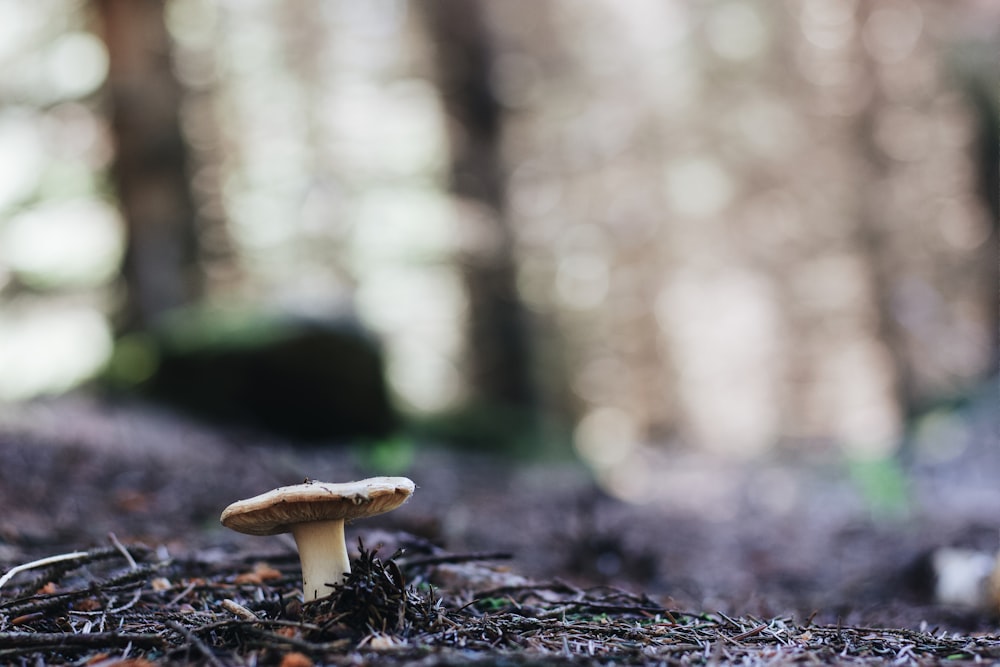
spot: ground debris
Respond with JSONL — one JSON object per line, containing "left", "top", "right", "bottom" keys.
{"left": 1, "top": 537, "right": 998, "bottom": 666}
{"left": 301, "top": 539, "right": 449, "bottom": 640}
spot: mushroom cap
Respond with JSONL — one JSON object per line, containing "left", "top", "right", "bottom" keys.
{"left": 220, "top": 477, "right": 415, "bottom": 536}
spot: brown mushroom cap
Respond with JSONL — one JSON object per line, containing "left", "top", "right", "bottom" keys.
{"left": 220, "top": 477, "right": 415, "bottom": 536}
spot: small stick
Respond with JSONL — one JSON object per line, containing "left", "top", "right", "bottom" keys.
{"left": 398, "top": 551, "right": 513, "bottom": 567}
{"left": 564, "top": 601, "right": 667, "bottom": 615}
{"left": 167, "top": 580, "right": 198, "bottom": 606}
{"left": 0, "top": 551, "right": 89, "bottom": 591}
{"left": 165, "top": 620, "right": 227, "bottom": 667}
{"left": 0, "top": 631, "right": 163, "bottom": 649}
{"left": 106, "top": 587, "right": 143, "bottom": 615}
{"left": 220, "top": 599, "right": 259, "bottom": 621}
{"left": 728, "top": 623, "right": 769, "bottom": 642}
{"left": 104, "top": 534, "right": 143, "bottom": 614}
{"left": 108, "top": 533, "right": 138, "bottom": 570}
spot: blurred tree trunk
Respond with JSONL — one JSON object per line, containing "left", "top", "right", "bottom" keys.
{"left": 851, "top": 24, "right": 920, "bottom": 429}
{"left": 96, "top": 0, "right": 202, "bottom": 332}
{"left": 853, "top": 2, "right": 998, "bottom": 425}
{"left": 854, "top": 118, "right": 916, "bottom": 423}
{"left": 418, "top": 0, "right": 539, "bottom": 416}
{"left": 964, "top": 75, "right": 1000, "bottom": 378}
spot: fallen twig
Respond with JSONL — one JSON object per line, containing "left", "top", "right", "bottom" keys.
{"left": 0, "top": 630, "right": 164, "bottom": 649}
{"left": 108, "top": 533, "right": 138, "bottom": 570}
{"left": 398, "top": 551, "right": 513, "bottom": 568}
{"left": 164, "top": 619, "right": 228, "bottom": 667}
{"left": 0, "top": 551, "right": 89, "bottom": 592}
{"left": 220, "top": 598, "right": 259, "bottom": 620}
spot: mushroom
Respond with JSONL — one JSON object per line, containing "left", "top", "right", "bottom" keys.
{"left": 220, "top": 477, "right": 415, "bottom": 601}
{"left": 929, "top": 547, "right": 998, "bottom": 609}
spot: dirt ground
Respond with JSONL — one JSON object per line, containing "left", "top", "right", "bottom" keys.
{"left": 0, "top": 393, "right": 998, "bottom": 665}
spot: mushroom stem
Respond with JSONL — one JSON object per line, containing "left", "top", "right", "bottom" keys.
{"left": 291, "top": 518, "right": 350, "bottom": 601}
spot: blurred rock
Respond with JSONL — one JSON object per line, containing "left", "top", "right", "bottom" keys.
{"left": 105, "top": 310, "right": 396, "bottom": 442}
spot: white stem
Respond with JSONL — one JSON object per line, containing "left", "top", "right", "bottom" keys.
{"left": 291, "top": 519, "right": 350, "bottom": 602}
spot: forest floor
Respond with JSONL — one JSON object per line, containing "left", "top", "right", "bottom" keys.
{"left": 0, "top": 393, "right": 998, "bottom": 665}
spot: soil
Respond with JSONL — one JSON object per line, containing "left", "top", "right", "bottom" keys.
{"left": 0, "top": 393, "right": 997, "bottom": 665}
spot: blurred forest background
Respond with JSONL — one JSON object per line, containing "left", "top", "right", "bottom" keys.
{"left": 0, "top": 0, "right": 996, "bottom": 506}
